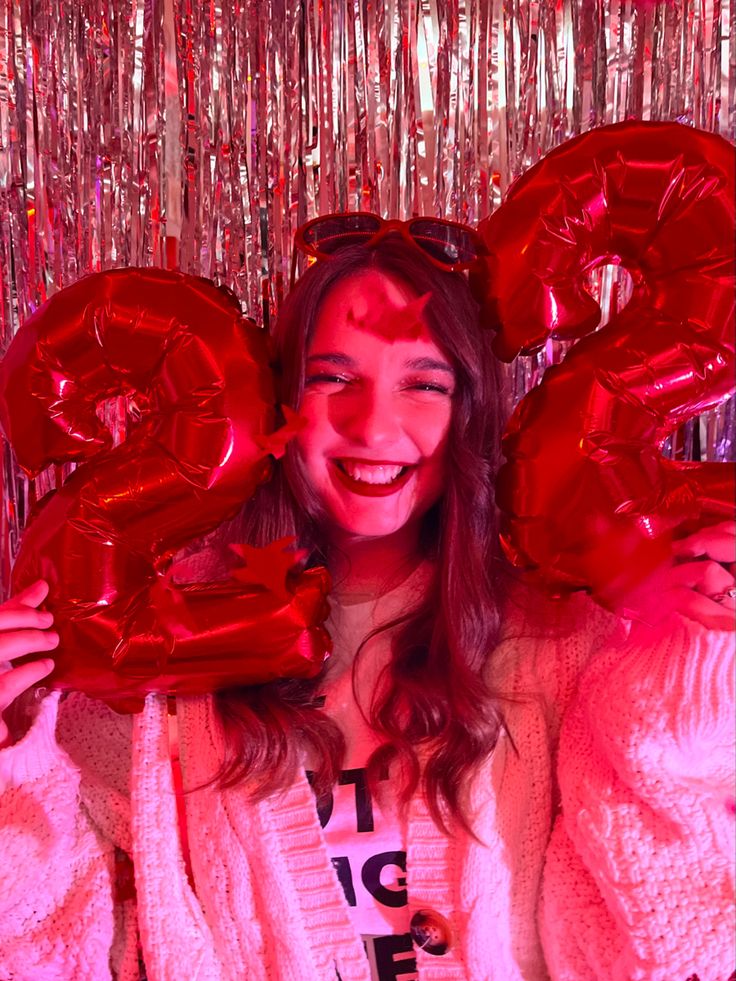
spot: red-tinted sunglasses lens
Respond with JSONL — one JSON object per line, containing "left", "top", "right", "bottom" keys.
{"left": 302, "top": 214, "right": 383, "bottom": 254}
{"left": 408, "top": 219, "right": 479, "bottom": 266}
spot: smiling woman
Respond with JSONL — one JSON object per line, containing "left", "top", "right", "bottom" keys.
{"left": 211, "top": 237, "right": 510, "bottom": 976}
{"left": 219, "top": 238, "right": 508, "bottom": 815}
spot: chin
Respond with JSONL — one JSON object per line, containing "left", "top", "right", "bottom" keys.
{"left": 329, "top": 514, "right": 411, "bottom": 541}
{"left": 324, "top": 495, "right": 437, "bottom": 543}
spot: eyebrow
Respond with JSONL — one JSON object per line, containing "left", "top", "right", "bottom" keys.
{"left": 306, "top": 352, "right": 455, "bottom": 375}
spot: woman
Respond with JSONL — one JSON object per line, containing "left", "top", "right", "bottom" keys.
{"left": 0, "top": 223, "right": 733, "bottom": 981}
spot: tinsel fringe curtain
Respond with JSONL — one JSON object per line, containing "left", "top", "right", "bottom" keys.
{"left": 0, "top": 0, "right": 733, "bottom": 588}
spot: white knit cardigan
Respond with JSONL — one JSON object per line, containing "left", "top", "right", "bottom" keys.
{"left": 0, "top": 593, "right": 733, "bottom": 981}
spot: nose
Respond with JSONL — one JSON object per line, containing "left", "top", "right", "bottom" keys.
{"left": 333, "top": 383, "right": 402, "bottom": 448}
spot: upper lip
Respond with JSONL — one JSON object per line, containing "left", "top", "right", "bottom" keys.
{"left": 333, "top": 457, "right": 415, "bottom": 467}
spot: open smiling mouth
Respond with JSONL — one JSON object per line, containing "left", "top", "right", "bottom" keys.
{"left": 331, "top": 459, "right": 416, "bottom": 496}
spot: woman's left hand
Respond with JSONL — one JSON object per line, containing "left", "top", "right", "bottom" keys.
{"left": 621, "top": 520, "right": 735, "bottom": 631}
{"left": 667, "top": 520, "right": 735, "bottom": 631}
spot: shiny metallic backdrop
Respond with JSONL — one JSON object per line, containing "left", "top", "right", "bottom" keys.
{"left": 0, "top": 0, "right": 733, "bottom": 591}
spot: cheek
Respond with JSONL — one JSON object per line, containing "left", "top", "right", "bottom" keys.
{"left": 413, "top": 404, "right": 453, "bottom": 459}
{"left": 414, "top": 415, "right": 452, "bottom": 501}
{"left": 423, "top": 435, "right": 451, "bottom": 491}
{"left": 293, "top": 399, "right": 329, "bottom": 460}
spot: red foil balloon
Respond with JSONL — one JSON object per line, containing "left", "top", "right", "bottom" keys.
{"left": 0, "top": 268, "right": 330, "bottom": 706}
{"left": 473, "top": 121, "right": 735, "bottom": 605}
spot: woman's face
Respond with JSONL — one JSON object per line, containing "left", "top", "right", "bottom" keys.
{"left": 294, "top": 269, "right": 455, "bottom": 542}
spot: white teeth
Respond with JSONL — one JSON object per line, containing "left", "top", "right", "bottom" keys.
{"left": 339, "top": 461, "right": 407, "bottom": 484}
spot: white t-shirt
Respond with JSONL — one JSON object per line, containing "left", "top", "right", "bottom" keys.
{"left": 309, "top": 563, "right": 432, "bottom": 981}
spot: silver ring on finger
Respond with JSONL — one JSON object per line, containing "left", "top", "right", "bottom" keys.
{"left": 708, "top": 586, "right": 736, "bottom": 603}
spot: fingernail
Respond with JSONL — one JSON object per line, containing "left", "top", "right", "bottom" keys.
{"left": 39, "top": 611, "right": 54, "bottom": 626}
{"left": 46, "top": 632, "right": 59, "bottom": 647}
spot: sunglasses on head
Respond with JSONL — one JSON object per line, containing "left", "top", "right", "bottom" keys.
{"left": 290, "top": 212, "right": 484, "bottom": 286}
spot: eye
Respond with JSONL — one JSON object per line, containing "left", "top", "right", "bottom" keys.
{"left": 405, "top": 377, "right": 453, "bottom": 396}
{"left": 304, "top": 373, "right": 351, "bottom": 387}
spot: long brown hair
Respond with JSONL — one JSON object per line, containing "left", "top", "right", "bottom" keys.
{"left": 213, "top": 238, "right": 510, "bottom": 833}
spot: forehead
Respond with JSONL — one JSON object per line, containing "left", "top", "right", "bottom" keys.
{"left": 309, "top": 268, "right": 446, "bottom": 359}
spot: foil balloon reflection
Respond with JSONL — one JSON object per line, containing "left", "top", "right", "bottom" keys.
{"left": 473, "top": 121, "right": 735, "bottom": 606}
{"left": 0, "top": 269, "right": 330, "bottom": 707}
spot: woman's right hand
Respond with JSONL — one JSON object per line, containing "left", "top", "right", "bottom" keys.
{"left": 0, "top": 580, "right": 58, "bottom": 748}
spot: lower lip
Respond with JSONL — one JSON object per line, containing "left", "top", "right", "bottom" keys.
{"left": 330, "top": 461, "right": 415, "bottom": 497}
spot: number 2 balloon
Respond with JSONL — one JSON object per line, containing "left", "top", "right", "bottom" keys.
{"left": 0, "top": 269, "right": 330, "bottom": 707}
{"left": 472, "top": 121, "right": 735, "bottom": 607}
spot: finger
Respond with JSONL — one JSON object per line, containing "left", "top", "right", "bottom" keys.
{"left": 0, "top": 629, "right": 60, "bottom": 661}
{"left": 674, "top": 522, "right": 736, "bottom": 563}
{"left": 0, "top": 658, "right": 55, "bottom": 710}
{"left": 0, "top": 607, "right": 55, "bottom": 631}
{"left": 6, "top": 579, "right": 50, "bottom": 608}
{"left": 668, "top": 559, "right": 734, "bottom": 596}
{"left": 672, "top": 521, "right": 733, "bottom": 549}
{"left": 670, "top": 588, "right": 736, "bottom": 632}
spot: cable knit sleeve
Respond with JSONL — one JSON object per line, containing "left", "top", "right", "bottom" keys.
{"left": 0, "top": 691, "right": 122, "bottom": 980}
{"left": 540, "top": 614, "right": 735, "bottom": 981}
